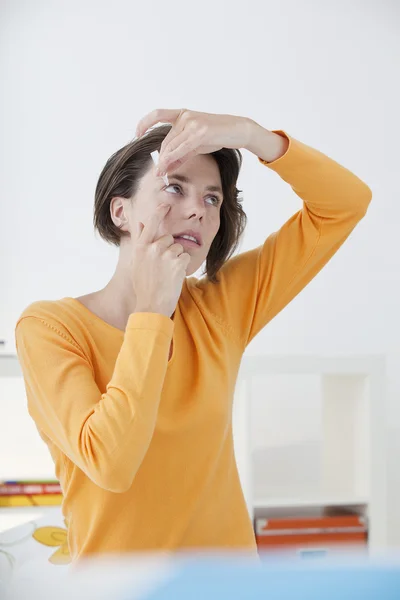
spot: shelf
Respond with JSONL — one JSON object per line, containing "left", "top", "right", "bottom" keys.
{"left": 253, "top": 496, "right": 369, "bottom": 509}
{"left": 232, "top": 353, "right": 387, "bottom": 551}
{"left": 0, "top": 354, "right": 22, "bottom": 377}
{"left": 240, "top": 354, "right": 385, "bottom": 377}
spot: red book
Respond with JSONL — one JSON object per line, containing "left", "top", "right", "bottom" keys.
{"left": 0, "top": 482, "right": 62, "bottom": 496}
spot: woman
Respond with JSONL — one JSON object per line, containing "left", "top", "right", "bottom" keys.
{"left": 15, "top": 108, "right": 371, "bottom": 562}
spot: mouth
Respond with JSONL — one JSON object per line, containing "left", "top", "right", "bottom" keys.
{"left": 173, "top": 231, "right": 203, "bottom": 247}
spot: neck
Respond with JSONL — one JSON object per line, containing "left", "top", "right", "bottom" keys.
{"left": 95, "top": 244, "right": 136, "bottom": 331}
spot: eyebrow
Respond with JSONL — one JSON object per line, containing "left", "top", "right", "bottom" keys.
{"left": 169, "top": 174, "right": 223, "bottom": 195}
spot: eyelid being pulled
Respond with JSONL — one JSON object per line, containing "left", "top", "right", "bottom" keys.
{"left": 165, "top": 183, "right": 181, "bottom": 193}
{"left": 165, "top": 183, "right": 221, "bottom": 205}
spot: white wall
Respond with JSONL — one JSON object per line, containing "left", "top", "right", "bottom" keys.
{"left": 1, "top": 0, "right": 399, "bottom": 541}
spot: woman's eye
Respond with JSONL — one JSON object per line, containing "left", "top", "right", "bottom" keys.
{"left": 165, "top": 184, "right": 182, "bottom": 194}
{"left": 206, "top": 196, "right": 220, "bottom": 206}
{"left": 165, "top": 184, "right": 220, "bottom": 206}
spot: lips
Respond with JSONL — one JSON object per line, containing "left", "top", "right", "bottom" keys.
{"left": 173, "top": 230, "right": 203, "bottom": 246}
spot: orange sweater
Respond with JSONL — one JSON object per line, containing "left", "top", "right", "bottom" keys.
{"left": 15, "top": 133, "right": 371, "bottom": 561}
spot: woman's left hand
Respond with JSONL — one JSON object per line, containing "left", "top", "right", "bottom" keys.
{"left": 135, "top": 108, "right": 253, "bottom": 176}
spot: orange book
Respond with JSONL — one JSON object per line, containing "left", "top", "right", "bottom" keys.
{"left": 255, "top": 514, "right": 367, "bottom": 552}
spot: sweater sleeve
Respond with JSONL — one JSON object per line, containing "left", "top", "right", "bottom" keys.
{"left": 193, "top": 131, "right": 372, "bottom": 347}
{"left": 15, "top": 312, "right": 173, "bottom": 493}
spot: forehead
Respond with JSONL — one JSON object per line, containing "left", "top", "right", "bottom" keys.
{"left": 143, "top": 153, "right": 222, "bottom": 191}
{"left": 175, "top": 154, "right": 221, "bottom": 182}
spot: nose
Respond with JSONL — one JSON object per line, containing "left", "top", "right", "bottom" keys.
{"left": 184, "top": 192, "right": 206, "bottom": 221}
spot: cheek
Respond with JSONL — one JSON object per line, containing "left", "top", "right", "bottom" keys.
{"left": 158, "top": 212, "right": 180, "bottom": 237}
{"left": 131, "top": 194, "right": 162, "bottom": 226}
{"left": 207, "top": 211, "right": 221, "bottom": 240}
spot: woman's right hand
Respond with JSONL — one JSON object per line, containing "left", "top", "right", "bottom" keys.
{"left": 131, "top": 204, "right": 191, "bottom": 318}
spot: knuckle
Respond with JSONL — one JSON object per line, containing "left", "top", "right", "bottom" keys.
{"left": 199, "top": 125, "right": 208, "bottom": 138}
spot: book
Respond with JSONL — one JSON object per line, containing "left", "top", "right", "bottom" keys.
{"left": 0, "top": 482, "right": 62, "bottom": 496}
{"left": 255, "top": 514, "right": 368, "bottom": 550}
{"left": 0, "top": 494, "right": 62, "bottom": 507}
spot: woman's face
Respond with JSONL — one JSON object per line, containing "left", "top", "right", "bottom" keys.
{"left": 124, "top": 153, "right": 223, "bottom": 276}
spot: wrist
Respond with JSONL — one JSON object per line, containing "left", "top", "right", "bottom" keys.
{"left": 134, "top": 306, "right": 172, "bottom": 318}
{"left": 244, "top": 121, "right": 289, "bottom": 163}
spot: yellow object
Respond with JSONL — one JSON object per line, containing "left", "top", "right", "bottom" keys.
{"left": 15, "top": 132, "right": 371, "bottom": 562}
{"left": 33, "top": 521, "right": 70, "bottom": 564}
{"left": 0, "top": 494, "right": 62, "bottom": 507}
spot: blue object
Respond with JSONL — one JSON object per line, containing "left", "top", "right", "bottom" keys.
{"left": 139, "top": 558, "right": 400, "bottom": 600}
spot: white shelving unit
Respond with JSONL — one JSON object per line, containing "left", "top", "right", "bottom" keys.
{"left": 0, "top": 355, "right": 61, "bottom": 532}
{"left": 232, "top": 354, "right": 387, "bottom": 553}
{"left": 0, "top": 354, "right": 22, "bottom": 377}
{"left": 0, "top": 355, "right": 56, "bottom": 482}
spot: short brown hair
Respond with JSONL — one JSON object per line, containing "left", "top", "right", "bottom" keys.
{"left": 93, "top": 125, "right": 246, "bottom": 282}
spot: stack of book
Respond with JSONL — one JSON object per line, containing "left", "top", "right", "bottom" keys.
{"left": 255, "top": 512, "right": 368, "bottom": 557}
{"left": 0, "top": 480, "right": 63, "bottom": 507}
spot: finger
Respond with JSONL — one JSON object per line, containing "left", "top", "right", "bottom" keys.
{"left": 159, "top": 130, "right": 190, "bottom": 171}
{"left": 136, "top": 108, "right": 184, "bottom": 138}
{"left": 179, "top": 252, "right": 192, "bottom": 271}
{"left": 162, "top": 149, "right": 198, "bottom": 176}
{"left": 136, "top": 221, "right": 144, "bottom": 239}
{"left": 165, "top": 242, "right": 184, "bottom": 257}
{"left": 159, "top": 133, "right": 198, "bottom": 174}
{"left": 130, "top": 220, "right": 144, "bottom": 243}
{"left": 159, "top": 120, "right": 185, "bottom": 159}
{"left": 139, "top": 204, "right": 171, "bottom": 244}
{"left": 152, "top": 233, "right": 175, "bottom": 252}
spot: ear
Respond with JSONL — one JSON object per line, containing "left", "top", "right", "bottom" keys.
{"left": 110, "top": 197, "right": 129, "bottom": 232}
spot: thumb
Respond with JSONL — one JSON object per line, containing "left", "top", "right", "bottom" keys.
{"left": 136, "top": 221, "right": 144, "bottom": 238}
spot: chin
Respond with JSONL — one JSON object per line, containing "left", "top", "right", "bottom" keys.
{"left": 186, "top": 260, "right": 203, "bottom": 278}
{"left": 186, "top": 266, "right": 198, "bottom": 277}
